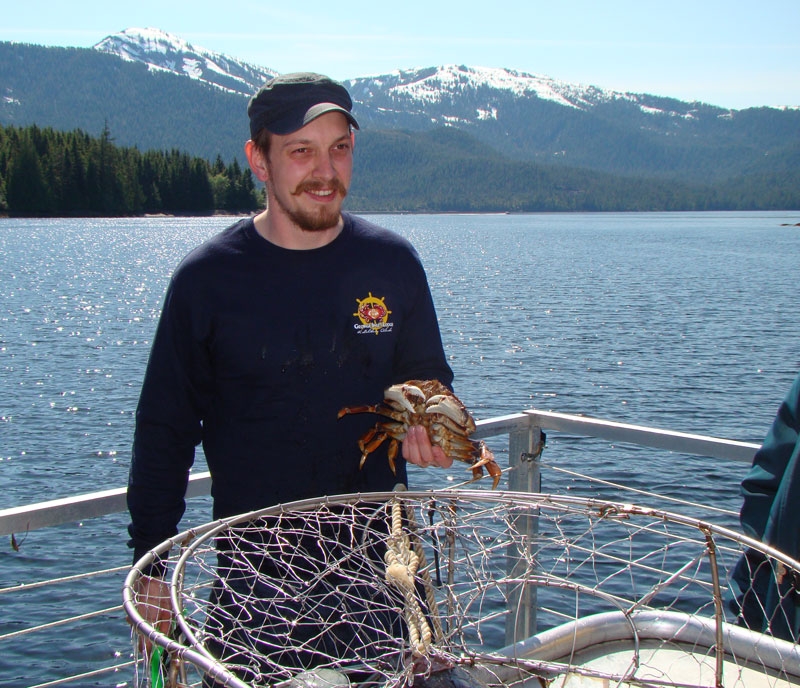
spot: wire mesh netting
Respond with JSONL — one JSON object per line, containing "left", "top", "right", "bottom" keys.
{"left": 124, "top": 490, "right": 800, "bottom": 687}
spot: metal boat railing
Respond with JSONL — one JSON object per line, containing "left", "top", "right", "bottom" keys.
{"left": 0, "top": 409, "right": 759, "bottom": 688}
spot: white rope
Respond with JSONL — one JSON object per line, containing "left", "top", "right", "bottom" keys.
{"left": 404, "top": 500, "right": 445, "bottom": 645}
{"left": 384, "top": 498, "right": 434, "bottom": 656}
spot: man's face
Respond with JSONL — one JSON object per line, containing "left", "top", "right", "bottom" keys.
{"left": 264, "top": 112, "right": 354, "bottom": 233}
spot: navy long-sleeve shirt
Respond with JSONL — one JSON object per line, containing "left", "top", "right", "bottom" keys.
{"left": 127, "top": 213, "right": 452, "bottom": 562}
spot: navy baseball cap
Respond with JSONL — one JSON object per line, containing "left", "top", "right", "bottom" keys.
{"left": 248, "top": 72, "right": 360, "bottom": 138}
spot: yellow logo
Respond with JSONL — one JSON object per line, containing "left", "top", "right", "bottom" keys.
{"left": 353, "top": 293, "right": 393, "bottom": 335}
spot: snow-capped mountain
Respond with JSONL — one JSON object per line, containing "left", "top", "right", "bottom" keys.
{"left": 92, "top": 28, "right": 702, "bottom": 123}
{"left": 350, "top": 65, "right": 639, "bottom": 113}
{"left": 94, "top": 27, "right": 276, "bottom": 95}
{"left": 5, "top": 27, "right": 793, "bottom": 184}
{"left": 89, "top": 28, "right": 766, "bottom": 170}
{"left": 343, "top": 64, "right": 710, "bottom": 131}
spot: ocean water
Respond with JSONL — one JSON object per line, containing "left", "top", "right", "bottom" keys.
{"left": 1, "top": 211, "right": 799, "bottom": 686}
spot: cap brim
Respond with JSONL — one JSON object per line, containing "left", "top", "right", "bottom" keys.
{"left": 302, "top": 102, "right": 360, "bottom": 130}
{"left": 261, "top": 103, "right": 359, "bottom": 136}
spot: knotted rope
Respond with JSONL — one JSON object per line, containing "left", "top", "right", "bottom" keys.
{"left": 384, "top": 498, "right": 443, "bottom": 656}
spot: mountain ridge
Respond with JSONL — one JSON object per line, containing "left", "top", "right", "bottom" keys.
{"left": 86, "top": 28, "right": 800, "bottom": 180}
{"left": 94, "top": 27, "right": 278, "bottom": 96}
{"left": 1, "top": 29, "right": 798, "bottom": 210}
{"left": 92, "top": 28, "right": 796, "bottom": 114}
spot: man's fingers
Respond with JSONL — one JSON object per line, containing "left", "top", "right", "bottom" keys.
{"left": 133, "top": 576, "right": 173, "bottom": 653}
{"left": 402, "top": 426, "right": 453, "bottom": 468}
{"left": 401, "top": 425, "right": 422, "bottom": 464}
{"left": 431, "top": 445, "right": 453, "bottom": 469}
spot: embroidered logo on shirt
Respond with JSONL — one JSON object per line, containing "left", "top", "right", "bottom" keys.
{"left": 353, "top": 292, "right": 394, "bottom": 335}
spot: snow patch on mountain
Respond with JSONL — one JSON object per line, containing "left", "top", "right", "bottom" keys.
{"left": 94, "top": 27, "right": 276, "bottom": 95}
{"left": 95, "top": 27, "right": 187, "bottom": 61}
{"left": 346, "top": 64, "right": 693, "bottom": 120}
{"left": 94, "top": 28, "right": 728, "bottom": 123}
{"left": 387, "top": 65, "right": 586, "bottom": 109}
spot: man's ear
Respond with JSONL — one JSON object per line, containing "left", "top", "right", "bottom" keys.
{"left": 245, "top": 140, "right": 269, "bottom": 182}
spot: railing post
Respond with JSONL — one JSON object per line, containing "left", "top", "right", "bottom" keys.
{"left": 505, "top": 423, "right": 545, "bottom": 646}
{"left": 507, "top": 426, "right": 543, "bottom": 495}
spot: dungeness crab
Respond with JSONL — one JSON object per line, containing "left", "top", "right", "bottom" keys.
{"left": 338, "top": 379, "right": 501, "bottom": 489}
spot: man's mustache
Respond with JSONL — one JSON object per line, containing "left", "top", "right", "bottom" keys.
{"left": 293, "top": 178, "right": 348, "bottom": 196}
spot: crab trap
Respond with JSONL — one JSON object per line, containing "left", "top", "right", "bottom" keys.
{"left": 124, "top": 490, "right": 800, "bottom": 687}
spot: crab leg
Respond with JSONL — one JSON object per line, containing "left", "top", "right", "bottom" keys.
{"left": 425, "top": 395, "right": 476, "bottom": 433}
{"left": 338, "top": 404, "right": 409, "bottom": 424}
{"left": 384, "top": 384, "right": 425, "bottom": 414}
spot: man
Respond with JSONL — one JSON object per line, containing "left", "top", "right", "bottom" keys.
{"left": 127, "top": 73, "right": 454, "bottom": 660}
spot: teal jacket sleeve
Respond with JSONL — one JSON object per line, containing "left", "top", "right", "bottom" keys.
{"left": 732, "top": 372, "right": 800, "bottom": 640}
{"left": 739, "top": 371, "right": 800, "bottom": 554}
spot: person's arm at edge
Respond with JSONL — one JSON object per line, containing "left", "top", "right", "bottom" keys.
{"left": 739, "top": 372, "right": 800, "bottom": 540}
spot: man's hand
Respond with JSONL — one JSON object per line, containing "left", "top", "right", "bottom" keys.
{"left": 133, "top": 574, "right": 172, "bottom": 653}
{"left": 402, "top": 425, "right": 454, "bottom": 469}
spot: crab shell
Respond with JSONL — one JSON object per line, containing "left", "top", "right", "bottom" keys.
{"left": 337, "top": 379, "right": 501, "bottom": 488}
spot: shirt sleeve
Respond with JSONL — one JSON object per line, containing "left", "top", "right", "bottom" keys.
{"left": 126, "top": 272, "right": 213, "bottom": 564}
{"left": 390, "top": 250, "right": 453, "bottom": 389}
{"left": 739, "top": 372, "right": 800, "bottom": 542}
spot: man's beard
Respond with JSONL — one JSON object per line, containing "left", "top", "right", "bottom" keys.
{"left": 273, "top": 178, "right": 348, "bottom": 233}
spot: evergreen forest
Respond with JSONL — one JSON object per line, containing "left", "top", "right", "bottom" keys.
{"left": 1, "top": 122, "right": 798, "bottom": 217}
{"left": 0, "top": 123, "right": 261, "bottom": 216}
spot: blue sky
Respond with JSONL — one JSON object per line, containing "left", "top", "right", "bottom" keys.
{"left": 3, "top": 0, "right": 798, "bottom": 109}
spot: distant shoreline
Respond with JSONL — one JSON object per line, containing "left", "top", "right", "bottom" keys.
{"left": 2, "top": 210, "right": 800, "bottom": 220}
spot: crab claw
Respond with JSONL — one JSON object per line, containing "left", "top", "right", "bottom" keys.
{"left": 425, "top": 394, "right": 476, "bottom": 434}
{"left": 384, "top": 383, "right": 426, "bottom": 414}
{"left": 474, "top": 441, "right": 502, "bottom": 489}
